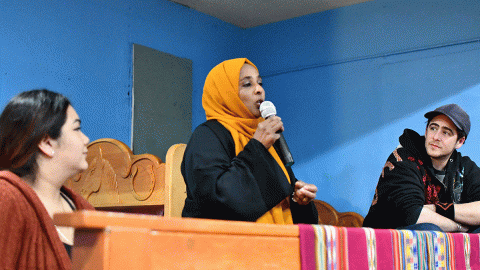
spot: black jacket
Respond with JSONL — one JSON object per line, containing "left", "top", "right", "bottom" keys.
{"left": 181, "top": 120, "right": 318, "bottom": 224}
{"left": 363, "top": 129, "right": 480, "bottom": 229}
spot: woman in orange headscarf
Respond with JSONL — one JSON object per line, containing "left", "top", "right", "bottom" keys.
{"left": 181, "top": 58, "right": 318, "bottom": 224}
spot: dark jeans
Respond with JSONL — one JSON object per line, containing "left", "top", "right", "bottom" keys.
{"left": 398, "top": 223, "right": 480, "bottom": 233}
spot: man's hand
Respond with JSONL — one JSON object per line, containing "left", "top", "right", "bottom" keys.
{"left": 452, "top": 201, "right": 480, "bottom": 226}
{"left": 456, "top": 223, "right": 469, "bottom": 232}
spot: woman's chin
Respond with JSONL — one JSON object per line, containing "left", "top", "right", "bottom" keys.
{"left": 78, "top": 161, "right": 89, "bottom": 172}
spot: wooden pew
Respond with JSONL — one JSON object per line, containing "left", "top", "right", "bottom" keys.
{"left": 58, "top": 139, "right": 480, "bottom": 269}
{"left": 164, "top": 143, "right": 187, "bottom": 217}
{"left": 57, "top": 139, "right": 368, "bottom": 269}
{"left": 65, "top": 138, "right": 364, "bottom": 225}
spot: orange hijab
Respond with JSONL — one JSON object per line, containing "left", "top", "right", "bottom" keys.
{"left": 202, "top": 58, "right": 293, "bottom": 224}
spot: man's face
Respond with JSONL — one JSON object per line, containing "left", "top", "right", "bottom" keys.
{"left": 425, "top": 114, "right": 465, "bottom": 160}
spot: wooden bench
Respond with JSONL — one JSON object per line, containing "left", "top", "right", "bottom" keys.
{"left": 66, "top": 139, "right": 364, "bottom": 226}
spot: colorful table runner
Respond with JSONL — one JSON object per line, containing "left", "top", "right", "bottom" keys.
{"left": 299, "top": 224, "right": 480, "bottom": 270}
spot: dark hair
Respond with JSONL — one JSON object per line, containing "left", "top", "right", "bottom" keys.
{"left": 0, "top": 89, "right": 71, "bottom": 177}
{"left": 426, "top": 118, "right": 467, "bottom": 143}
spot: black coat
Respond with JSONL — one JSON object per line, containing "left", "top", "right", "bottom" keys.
{"left": 181, "top": 120, "right": 318, "bottom": 224}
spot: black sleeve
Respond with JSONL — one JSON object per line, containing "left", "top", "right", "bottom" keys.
{"left": 461, "top": 157, "right": 480, "bottom": 203}
{"left": 382, "top": 158, "right": 425, "bottom": 225}
{"left": 181, "top": 122, "right": 293, "bottom": 222}
{"left": 364, "top": 148, "right": 425, "bottom": 228}
{"left": 285, "top": 166, "right": 318, "bottom": 224}
{"left": 290, "top": 198, "right": 318, "bottom": 224}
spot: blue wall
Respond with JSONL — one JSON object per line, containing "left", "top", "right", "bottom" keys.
{"left": 0, "top": 0, "right": 244, "bottom": 146}
{"left": 241, "top": 0, "right": 480, "bottom": 215}
{"left": 2, "top": 0, "right": 480, "bottom": 216}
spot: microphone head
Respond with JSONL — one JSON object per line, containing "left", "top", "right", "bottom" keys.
{"left": 260, "top": 101, "right": 276, "bottom": 119}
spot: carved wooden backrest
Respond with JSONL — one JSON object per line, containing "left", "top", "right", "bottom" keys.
{"left": 313, "top": 199, "right": 364, "bottom": 227}
{"left": 64, "top": 139, "right": 165, "bottom": 212}
{"left": 164, "top": 143, "right": 187, "bottom": 217}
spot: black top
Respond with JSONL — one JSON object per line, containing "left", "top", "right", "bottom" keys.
{"left": 63, "top": 244, "right": 72, "bottom": 258}
{"left": 181, "top": 120, "right": 317, "bottom": 224}
{"left": 363, "top": 129, "right": 480, "bottom": 229}
{"left": 60, "top": 191, "right": 76, "bottom": 258}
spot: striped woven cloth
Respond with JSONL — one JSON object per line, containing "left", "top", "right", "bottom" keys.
{"left": 299, "top": 224, "right": 480, "bottom": 270}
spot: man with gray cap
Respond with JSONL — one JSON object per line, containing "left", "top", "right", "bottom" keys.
{"left": 363, "top": 104, "right": 480, "bottom": 232}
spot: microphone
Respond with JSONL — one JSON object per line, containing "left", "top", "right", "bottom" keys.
{"left": 259, "top": 101, "right": 294, "bottom": 167}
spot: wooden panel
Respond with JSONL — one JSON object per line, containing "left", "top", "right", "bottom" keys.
{"left": 72, "top": 228, "right": 299, "bottom": 270}
{"left": 72, "top": 229, "right": 108, "bottom": 270}
{"left": 55, "top": 211, "right": 300, "bottom": 270}
{"left": 64, "top": 139, "right": 165, "bottom": 208}
{"left": 55, "top": 211, "right": 298, "bottom": 237}
{"left": 105, "top": 228, "right": 152, "bottom": 270}
{"left": 149, "top": 231, "right": 298, "bottom": 269}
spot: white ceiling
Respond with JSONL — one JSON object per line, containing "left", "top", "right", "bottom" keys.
{"left": 169, "top": 0, "right": 372, "bottom": 28}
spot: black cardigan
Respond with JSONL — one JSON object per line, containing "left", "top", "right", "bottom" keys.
{"left": 181, "top": 120, "right": 317, "bottom": 224}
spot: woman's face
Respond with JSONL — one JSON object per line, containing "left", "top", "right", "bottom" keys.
{"left": 238, "top": 64, "right": 265, "bottom": 118}
{"left": 52, "top": 106, "right": 90, "bottom": 175}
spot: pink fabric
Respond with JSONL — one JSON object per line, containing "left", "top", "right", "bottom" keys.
{"left": 298, "top": 224, "right": 316, "bottom": 270}
{"left": 453, "top": 233, "right": 466, "bottom": 270}
{"left": 298, "top": 224, "right": 480, "bottom": 270}
{"left": 374, "top": 229, "right": 394, "bottom": 270}
{"left": 346, "top": 227, "right": 369, "bottom": 270}
{"left": 471, "top": 233, "right": 480, "bottom": 269}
